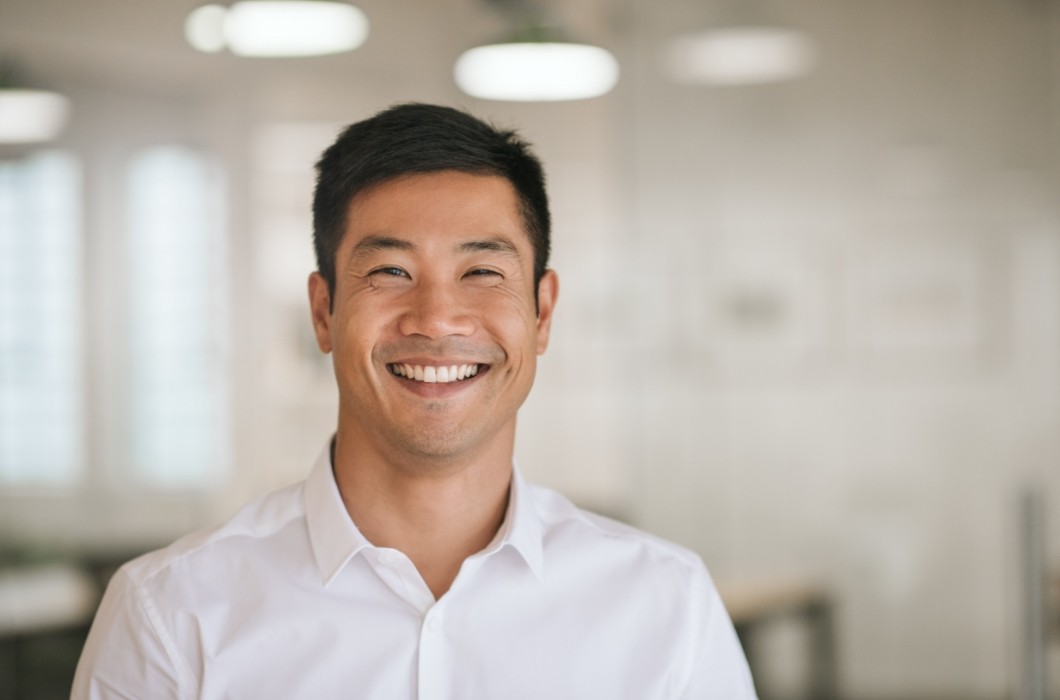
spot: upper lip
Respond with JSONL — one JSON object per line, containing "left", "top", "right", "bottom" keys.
{"left": 386, "top": 358, "right": 486, "bottom": 367}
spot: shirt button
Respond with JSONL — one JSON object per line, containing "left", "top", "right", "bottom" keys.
{"left": 426, "top": 616, "right": 441, "bottom": 633}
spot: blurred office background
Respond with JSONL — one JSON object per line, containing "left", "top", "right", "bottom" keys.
{"left": 2, "top": 0, "right": 1060, "bottom": 698}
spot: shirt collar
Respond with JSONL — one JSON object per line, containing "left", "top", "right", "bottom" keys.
{"left": 490, "top": 463, "right": 545, "bottom": 581}
{"left": 304, "top": 441, "right": 546, "bottom": 587}
{"left": 304, "top": 442, "right": 372, "bottom": 587}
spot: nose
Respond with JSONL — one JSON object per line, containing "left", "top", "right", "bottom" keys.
{"left": 397, "top": 280, "right": 476, "bottom": 339}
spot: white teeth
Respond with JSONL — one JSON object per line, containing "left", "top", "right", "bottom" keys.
{"left": 391, "top": 363, "right": 481, "bottom": 384}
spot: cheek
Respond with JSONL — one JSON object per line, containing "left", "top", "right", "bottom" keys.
{"left": 479, "top": 283, "right": 537, "bottom": 321}
{"left": 489, "top": 305, "right": 541, "bottom": 355}
{"left": 331, "top": 305, "right": 388, "bottom": 362}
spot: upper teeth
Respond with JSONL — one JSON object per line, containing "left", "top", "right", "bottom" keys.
{"left": 390, "top": 364, "right": 480, "bottom": 383}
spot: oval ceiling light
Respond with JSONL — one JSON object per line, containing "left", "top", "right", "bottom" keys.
{"left": 455, "top": 42, "right": 619, "bottom": 101}
{"left": 0, "top": 89, "right": 70, "bottom": 144}
{"left": 185, "top": 1, "right": 369, "bottom": 57}
{"left": 185, "top": 4, "right": 228, "bottom": 53}
{"left": 664, "top": 27, "right": 815, "bottom": 86}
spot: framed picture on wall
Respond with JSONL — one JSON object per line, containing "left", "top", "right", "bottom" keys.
{"left": 844, "top": 225, "right": 1009, "bottom": 376}
{"left": 677, "top": 227, "right": 837, "bottom": 382}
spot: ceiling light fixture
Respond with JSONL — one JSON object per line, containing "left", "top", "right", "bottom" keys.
{"left": 0, "top": 64, "right": 70, "bottom": 144}
{"left": 185, "top": 1, "right": 369, "bottom": 57}
{"left": 664, "top": 27, "right": 815, "bottom": 85}
{"left": 454, "top": 4, "right": 618, "bottom": 102}
{"left": 663, "top": 0, "right": 815, "bottom": 87}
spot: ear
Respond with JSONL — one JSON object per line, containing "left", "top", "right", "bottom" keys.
{"left": 308, "top": 272, "right": 333, "bottom": 354}
{"left": 534, "top": 269, "right": 559, "bottom": 355}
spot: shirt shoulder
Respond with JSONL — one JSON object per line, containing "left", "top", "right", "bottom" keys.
{"left": 522, "top": 482, "right": 755, "bottom": 698}
{"left": 526, "top": 482, "right": 706, "bottom": 576}
{"left": 120, "top": 479, "right": 307, "bottom": 588}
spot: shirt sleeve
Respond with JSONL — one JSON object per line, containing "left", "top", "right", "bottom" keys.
{"left": 71, "top": 568, "right": 189, "bottom": 700}
{"left": 676, "top": 564, "right": 759, "bottom": 699}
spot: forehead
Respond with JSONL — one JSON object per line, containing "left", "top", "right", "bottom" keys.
{"left": 343, "top": 170, "right": 526, "bottom": 243}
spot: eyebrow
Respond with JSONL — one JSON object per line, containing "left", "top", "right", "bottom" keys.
{"left": 349, "top": 235, "right": 415, "bottom": 258}
{"left": 457, "top": 237, "right": 522, "bottom": 260}
{"left": 349, "top": 235, "right": 522, "bottom": 261}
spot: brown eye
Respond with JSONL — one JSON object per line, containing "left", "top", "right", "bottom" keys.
{"left": 371, "top": 267, "right": 409, "bottom": 278}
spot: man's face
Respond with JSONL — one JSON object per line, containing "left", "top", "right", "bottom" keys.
{"left": 308, "top": 170, "right": 558, "bottom": 467}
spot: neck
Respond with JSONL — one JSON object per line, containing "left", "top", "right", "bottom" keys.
{"left": 331, "top": 426, "right": 513, "bottom": 600}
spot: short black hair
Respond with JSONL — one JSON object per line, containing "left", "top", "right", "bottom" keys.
{"left": 312, "top": 103, "right": 551, "bottom": 304}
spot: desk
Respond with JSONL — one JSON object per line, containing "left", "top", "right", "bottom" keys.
{"left": 718, "top": 580, "right": 837, "bottom": 700}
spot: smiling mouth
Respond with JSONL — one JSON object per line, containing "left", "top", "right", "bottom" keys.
{"left": 388, "top": 363, "right": 484, "bottom": 384}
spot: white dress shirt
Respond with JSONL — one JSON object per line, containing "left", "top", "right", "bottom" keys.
{"left": 72, "top": 445, "right": 756, "bottom": 699}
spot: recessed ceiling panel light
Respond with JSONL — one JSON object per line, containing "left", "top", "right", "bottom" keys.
{"left": 455, "top": 42, "right": 619, "bottom": 102}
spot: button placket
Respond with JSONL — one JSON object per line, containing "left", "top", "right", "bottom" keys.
{"left": 425, "top": 611, "right": 442, "bottom": 634}
{"left": 417, "top": 605, "right": 449, "bottom": 700}
{"left": 368, "top": 548, "right": 433, "bottom": 614}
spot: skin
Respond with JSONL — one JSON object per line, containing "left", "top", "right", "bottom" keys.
{"left": 308, "top": 170, "right": 559, "bottom": 599}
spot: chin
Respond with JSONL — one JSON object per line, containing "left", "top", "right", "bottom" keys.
{"left": 393, "top": 426, "right": 481, "bottom": 463}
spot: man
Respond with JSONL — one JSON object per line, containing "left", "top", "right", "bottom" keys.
{"left": 72, "top": 103, "right": 756, "bottom": 699}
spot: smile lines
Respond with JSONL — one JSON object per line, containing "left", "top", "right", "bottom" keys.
{"left": 388, "top": 363, "right": 482, "bottom": 384}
